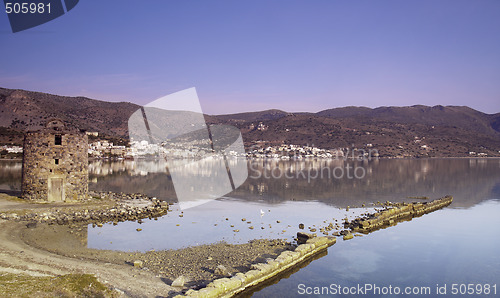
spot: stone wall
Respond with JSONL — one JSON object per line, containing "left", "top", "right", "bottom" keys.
{"left": 176, "top": 236, "right": 337, "bottom": 298}
{"left": 22, "top": 129, "right": 88, "bottom": 202}
{"left": 350, "top": 196, "right": 453, "bottom": 233}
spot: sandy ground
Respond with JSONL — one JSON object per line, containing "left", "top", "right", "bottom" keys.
{"left": 0, "top": 219, "right": 178, "bottom": 297}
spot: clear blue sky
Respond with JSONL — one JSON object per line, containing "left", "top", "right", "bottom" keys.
{"left": 1, "top": 0, "right": 499, "bottom": 114}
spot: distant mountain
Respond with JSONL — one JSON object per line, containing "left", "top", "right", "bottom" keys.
{"left": 0, "top": 87, "right": 139, "bottom": 138}
{"left": 316, "top": 105, "right": 500, "bottom": 137}
{"left": 1, "top": 87, "right": 499, "bottom": 157}
{"left": 214, "top": 109, "right": 290, "bottom": 123}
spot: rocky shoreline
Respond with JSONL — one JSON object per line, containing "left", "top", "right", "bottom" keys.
{"left": 0, "top": 191, "right": 170, "bottom": 226}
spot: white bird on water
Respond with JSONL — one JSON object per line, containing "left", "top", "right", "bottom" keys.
{"left": 260, "top": 209, "right": 265, "bottom": 217}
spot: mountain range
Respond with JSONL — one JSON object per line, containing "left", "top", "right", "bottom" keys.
{"left": 1, "top": 87, "right": 499, "bottom": 157}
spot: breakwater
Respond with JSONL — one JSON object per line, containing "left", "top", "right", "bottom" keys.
{"left": 176, "top": 236, "right": 337, "bottom": 298}
{"left": 349, "top": 195, "right": 453, "bottom": 234}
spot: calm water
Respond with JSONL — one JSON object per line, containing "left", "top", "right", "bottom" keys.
{"left": 1, "top": 158, "right": 499, "bottom": 297}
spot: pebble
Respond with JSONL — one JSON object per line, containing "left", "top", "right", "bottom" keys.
{"left": 133, "top": 260, "right": 143, "bottom": 268}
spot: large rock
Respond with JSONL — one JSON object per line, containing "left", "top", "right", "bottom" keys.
{"left": 297, "top": 232, "right": 316, "bottom": 244}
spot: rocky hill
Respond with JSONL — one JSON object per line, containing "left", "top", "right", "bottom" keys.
{"left": 1, "top": 87, "right": 499, "bottom": 157}
{"left": 0, "top": 87, "right": 139, "bottom": 141}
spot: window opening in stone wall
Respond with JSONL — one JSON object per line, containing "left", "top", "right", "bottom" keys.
{"left": 55, "top": 135, "right": 62, "bottom": 145}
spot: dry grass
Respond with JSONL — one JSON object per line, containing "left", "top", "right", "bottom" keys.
{"left": 0, "top": 273, "right": 116, "bottom": 298}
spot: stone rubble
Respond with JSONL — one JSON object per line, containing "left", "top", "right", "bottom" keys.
{"left": 0, "top": 191, "right": 171, "bottom": 226}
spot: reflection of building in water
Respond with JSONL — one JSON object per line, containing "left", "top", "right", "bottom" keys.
{"left": 21, "top": 119, "right": 88, "bottom": 202}
{"left": 88, "top": 159, "right": 169, "bottom": 176}
{"left": 88, "top": 156, "right": 246, "bottom": 177}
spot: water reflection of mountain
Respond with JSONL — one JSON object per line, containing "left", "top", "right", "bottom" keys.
{"left": 2, "top": 159, "right": 498, "bottom": 208}
{"left": 88, "top": 159, "right": 500, "bottom": 209}
{"left": 0, "top": 161, "right": 22, "bottom": 193}
{"left": 89, "top": 170, "right": 178, "bottom": 203}
{"left": 231, "top": 158, "right": 500, "bottom": 208}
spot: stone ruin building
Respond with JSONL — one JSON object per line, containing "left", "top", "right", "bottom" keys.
{"left": 21, "top": 119, "right": 88, "bottom": 202}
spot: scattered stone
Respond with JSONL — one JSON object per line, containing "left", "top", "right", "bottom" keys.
{"left": 309, "top": 228, "right": 317, "bottom": 232}
{"left": 249, "top": 226, "right": 254, "bottom": 230}
{"left": 172, "top": 275, "right": 186, "bottom": 287}
{"left": 133, "top": 260, "right": 143, "bottom": 267}
{"left": 276, "top": 220, "right": 281, "bottom": 223}
{"left": 136, "top": 228, "right": 142, "bottom": 232}
{"left": 343, "top": 233, "right": 354, "bottom": 240}
{"left": 299, "top": 223, "right": 304, "bottom": 229}
{"left": 241, "top": 218, "right": 246, "bottom": 222}
{"left": 5, "top": 191, "right": 171, "bottom": 226}
{"left": 214, "top": 265, "right": 231, "bottom": 277}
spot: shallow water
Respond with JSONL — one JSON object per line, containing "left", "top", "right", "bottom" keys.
{"left": 1, "top": 158, "right": 499, "bottom": 296}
